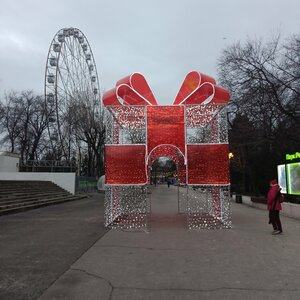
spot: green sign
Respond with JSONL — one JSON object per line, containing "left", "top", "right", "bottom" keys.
{"left": 286, "top": 152, "right": 300, "bottom": 161}
{"left": 286, "top": 163, "right": 300, "bottom": 195}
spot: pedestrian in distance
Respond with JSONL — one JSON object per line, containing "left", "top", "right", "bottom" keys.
{"left": 267, "top": 179, "right": 283, "bottom": 235}
{"left": 167, "top": 177, "right": 171, "bottom": 188}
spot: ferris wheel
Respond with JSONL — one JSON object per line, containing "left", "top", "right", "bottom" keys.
{"left": 44, "top": 27, "right": 101, "bottom": 159}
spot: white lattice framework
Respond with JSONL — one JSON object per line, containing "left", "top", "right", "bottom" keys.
{"left": 104, "top": 104, "right": 231, "bottom": 230}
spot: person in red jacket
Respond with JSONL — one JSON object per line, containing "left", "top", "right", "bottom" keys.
{"left": 267, "top": 179, "right": 283, "bottom": 235}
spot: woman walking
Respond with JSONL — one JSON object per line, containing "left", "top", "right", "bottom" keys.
{"left": 267, "top": 179, "right": 283, "bottom": 235}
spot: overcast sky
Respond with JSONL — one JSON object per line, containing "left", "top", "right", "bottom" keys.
{"left": 0, "top": 0, "right": 299, "bottom": 105}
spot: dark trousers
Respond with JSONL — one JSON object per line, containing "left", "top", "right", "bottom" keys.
{"left": 269, "top": 210, "right": 282, "bottom": 232}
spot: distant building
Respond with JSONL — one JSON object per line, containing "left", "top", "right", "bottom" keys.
{"left": 0, "top": 152, "right": 20, "bottom": 172}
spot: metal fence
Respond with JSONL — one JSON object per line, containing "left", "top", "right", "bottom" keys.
{"left": 75, "top": 176, "right": 98, "bottom": 193}
{"left": 19, "top": 160, "right": 77, "bottom": 173}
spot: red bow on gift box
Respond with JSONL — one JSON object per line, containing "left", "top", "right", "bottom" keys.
{"left": 103, "top": 71, "right": 230, "bottom": 106}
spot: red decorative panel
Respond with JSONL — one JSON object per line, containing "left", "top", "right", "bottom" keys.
{"left": 105, "top": 145, "right": 146, "bottom": 184}
{"left": 187, "top": 144, "right": 229, "bottom": 184}
{"left": 147, "top": 106, "right": 185, "bottom": 155}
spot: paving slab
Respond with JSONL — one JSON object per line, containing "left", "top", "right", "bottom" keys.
{"left": 0, "top": 193, "right": 108, "bottom": 300}
{"left": 39, "top": 185, "right": 300, "bottom": 300}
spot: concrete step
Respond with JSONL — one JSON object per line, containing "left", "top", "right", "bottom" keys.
{"left": 0, "top": 194, "right": 79, "bottom": 209}
{"left": 0, "top": 181, "right": 57, "bottom": 188}
{"left": 0, "top": 184, "right": 65, "bottom": 191}
{"left": 0, "top": 189, "right": 68, "bottom": 196}
{"left": 3, "top": 188, "right": 68, "bottom": 195}
{"left": 0, "top": 186, "right": 66, "bottom": 192}
{"left": 0, "top": 194, "right": 87, "bottom": 215}
{"left": 0, "top": 188, "right": 68, "bottom": 195}
{"left": 0, "top": 180, "right": 85, "bottom": 216}
{"left": 0, "top": 192, "right": 70, "bottom": 205}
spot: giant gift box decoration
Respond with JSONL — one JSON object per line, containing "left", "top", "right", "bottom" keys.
{"left": 103, "top": 71, "right": 231, "bottom": 229}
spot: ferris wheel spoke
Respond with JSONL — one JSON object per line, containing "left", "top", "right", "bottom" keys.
{"left": 59, "top": 49, "right": 78, "bottom": 93}
{"left": 44, "top": 27, "right": 101, "bottom": 160}
{"left": 56, "top": 74, "right": 74, "bottom": 105}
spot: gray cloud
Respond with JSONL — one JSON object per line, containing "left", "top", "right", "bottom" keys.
{"left": 0, "top": 0, "right": 299, "bottom": 104}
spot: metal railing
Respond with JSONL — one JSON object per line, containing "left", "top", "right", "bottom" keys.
{"left": 19, "top": 160, "right": 77, "bottom": 173}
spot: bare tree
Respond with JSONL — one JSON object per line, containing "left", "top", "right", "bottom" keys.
{"left": 27, "top": 95, "right": 49, "bottom": 160}
{"left": 0, "top": 91, "right": 49, "bottom": 160}
{"left": 0, "top": 101, "right": 4, "bottom": 120}
{"left": 1, "top": 91, "right": 23, "bottom": 153}
{"left": 218, "top": 33, "right": 300, "bottom": 195}
{"left": 218, "top": 34, "right": 300, "bottom": 123}
{"left": 70, "top": 99, "right": 105, "bottom": 177}
{"left": 0, "top": 89, "right": 106, "bottom": 177}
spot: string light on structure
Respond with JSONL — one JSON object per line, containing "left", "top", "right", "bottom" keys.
{"left": 103, "top": 71, "right": 232, "bottom": 230}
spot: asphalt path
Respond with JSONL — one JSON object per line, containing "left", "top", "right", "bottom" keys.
{"left": 3, "top": 186, "right": 300, "bottom": 300}
{"left": 0, "top": 193, "right": 108, "bottom": 300}
{"left": 40, "top": 185, "right": 300, "bottom": 300}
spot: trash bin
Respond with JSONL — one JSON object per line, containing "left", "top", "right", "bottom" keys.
{"left": 236, "top": 195, "right": 242, "bottom": 203}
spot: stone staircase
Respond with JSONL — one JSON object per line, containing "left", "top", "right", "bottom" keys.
{"left": 0, "top": 180, "right": 87, "bottom": 215}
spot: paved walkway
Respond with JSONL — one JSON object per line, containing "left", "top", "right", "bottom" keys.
{"left": 39, "top": 185, "right": 300, "bottom": 300}
{"left": 0, "top": 194, "right": 108, "bottom": 300}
